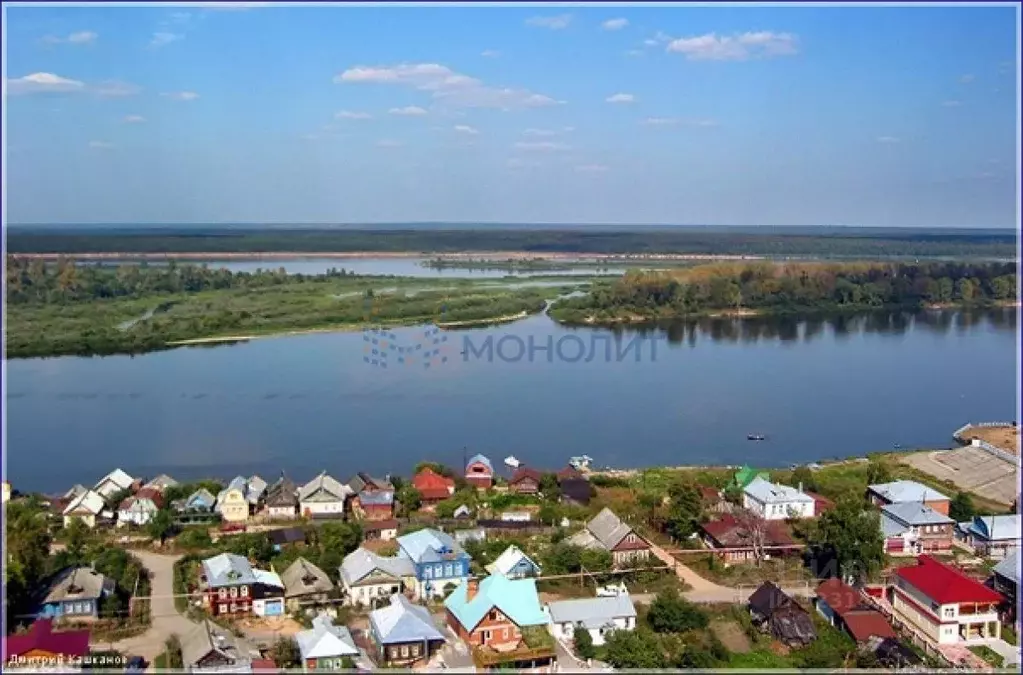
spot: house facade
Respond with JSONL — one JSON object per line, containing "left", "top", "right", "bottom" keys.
{"left": 867, "top": 481, "right": 950, "bottom": 515}
{"left": 958, "top": 515, "right": 1020, "bottom": 558}
{"left": 340, "top": 548, "right": 415, "bottom": 608}
{"left": 298, "top": 473, "right": 349, "bottom": 519}
{"left": 93, "top": 469, "right": 135, "bottom": 500}
{"left": 363, "top": 519, "right": 399, "bottom": 541}
{"left": 509, "top": 467, "right": 542, "bottom": 495}
{"left": 567, "top": 508, "right": 651, "bottom": 567}
{"left": 397, "top": 528, "right": 472, "bottom": 599}
{"left": 992, "top": 551, "right": 1019, "bottom": 630}
{"left": 465, "top": 454, "right": 494, "bottom": 489}
{"left": 281, "top": 558, "right": 334, "bottom": 612}
{"left": 485, "top": 545, "right": 542, "bottom": 579}
{"left": 369, "top": 594, "right": 446, "bottom": 667}
{"left": 263, "top": 475, "right": 299, "bottom": 520}
{"left": 181, "top": 619, "right": 261, "bottom": 672}
{"left": 412, "top": 468, "right": 455, "bottom": 507}
{"left": 880, "top": 502, "right": 955, "bottom": 555}
{"left": 742, "top": 477, "right": 815, "bottom": 520}
{"left": 547, "top": 595, "right": 637, "bottom": 647}
{"left": 354, "top": 489, "right": 395, "bottom": 521}
{"left": 117, "top": 488, "right": 163, "bottom": 527}
{"left": 200, "top": 553, "right": 285, "bottom": 617}
{"left": 296, "top": 614, "right": 359, "bottom": 672}
{"left": 700, "top": 514, "right": 799, "bottom": 564}
{"left": 62, "top": 490, "right": 106, "bottom": 529}
{"left": 214, "top": 478, "right": 250, "bottom": 524}
{"left": 889, "top": 555, "right": 1003, "bottom": 645}
{"left": 38, "top": 567, "right": 114, "bottom": 621}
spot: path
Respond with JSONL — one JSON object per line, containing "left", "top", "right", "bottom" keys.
{"left": 89, "top": 550, "right": 197, "bottom": 663}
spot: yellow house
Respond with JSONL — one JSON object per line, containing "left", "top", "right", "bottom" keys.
{"left": 215, "top": 478, "right": 250, "bottom": 523}
{"left": 62, "top": 490, "right": 105, "bottom": 529}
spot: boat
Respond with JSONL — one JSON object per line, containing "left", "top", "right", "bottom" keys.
{"left": 747, "top": 434, "right": 766, "bottom": 441}
{"left": 504, "top": 456, "right": 521, "bottom": 469}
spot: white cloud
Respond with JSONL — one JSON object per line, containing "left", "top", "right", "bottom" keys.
{"left": 576, "top": 164, "right": 610, "bottom": 172}
{"left": 5, "top": 72, "right": 86, "bottom": 95}
{"left": 388, "top": 105, "right": 428, "bottom": 116}
{"left": 376, "top": 139, "right": 402, "bottom": 148}
{"left": 941, "top": 100, "right": 962, "bottom": 107}
{"left": 959, "top": 74, "right": 975, "bottom": 84}
{"left": 123, "top": 115, "right": 146, "bottom": 123}
{"left": 161, "top": 91, "right": 199, "bottom": 101}
{"left": 42, "top": 31, "right": 98, "bottom": 45}
{"left": 150, "top": 32, "right": 184, "bottom": 48}
{"left": 876, "top": 136, "right": 900, "bottom": 143}
{"left": 481, "top": 49, "right": 500, "bottom": 58}
{"left": 526, "top": 15, "right": 572, "bottom": 30}
{"left": 94, "top": 80, "right": 141, "bottom": 97}
{"left": 335, "top": 110, "right": 372, "bottom": 119}
{"left": 88, "top": 140, "right": 113, "bottom": 149}
{"left": 626, "top": 49, "right": 644, "bottom": 57}
{"left": 523, "top": 128, "right": 558, "bottom": 137}
{"left": 606, "top": 93, "right": 635, "bottom": 104}
{"left": 602, "top": 18, "right": 629, "bottom": 31}
{"left": 666, "top": 31, "right": 798, "bottom": 61}
{"left": 643, "top": 39, "right": 658, "bottom": 46}
{"left": 641, "top": 117, "right": 717, "bottom": 127}
{"left": 515, "top": 141, "right": 570, "bottom": 152}
{"left": 337, "top": 62, "right": 562, "bottom": 110}
{"left": 454, "top": 124, "right": 479, "bottom": 135}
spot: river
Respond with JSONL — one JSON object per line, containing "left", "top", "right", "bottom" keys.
{"left": 5, "top": 306, "right": 1017, "bottom": 493}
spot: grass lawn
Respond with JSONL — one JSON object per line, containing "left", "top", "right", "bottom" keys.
{"left": 152, "top": 652, "right": 168, "bottom": 669}
{"left": 1002, "top": 626, "right": 1018, "bottom": 646}
{"left": 969, "top": 645, "right": 1005, "bottom": 667}
{"left": 728, "top": 649, "right": 795, "bottom": 668}
{"left": 685, "top": 554, "right": 815, "bottom": 587}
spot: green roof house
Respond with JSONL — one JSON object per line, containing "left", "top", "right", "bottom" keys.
{"left": 732, "top": 465, "right": 769, "bottom": 490}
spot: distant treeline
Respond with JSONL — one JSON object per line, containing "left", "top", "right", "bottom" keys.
{"left": 551, "top": 262, "right": 1018, "bottom": 322}
{"left": 6, "top": 227, "right": 1017, "bottom": 258}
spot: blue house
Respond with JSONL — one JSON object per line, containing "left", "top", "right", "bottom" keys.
{"left": 396, "top": 528, "right": 472, "bottom": 599}
{"left": 485, "top": 545, "right": 542, "bottom": 580}
{"left": 182, "top": 488, "right": 216, "bottom": 512}
{"left": 38, "top": 567, "right": 115, "bottom": 621}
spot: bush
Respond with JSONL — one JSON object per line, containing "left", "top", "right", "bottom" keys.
{"left": 573, "top": 627, "right": 596, "bottom": 660}
{"left": 646, "top": 588, "right": 709, "bottom": 634}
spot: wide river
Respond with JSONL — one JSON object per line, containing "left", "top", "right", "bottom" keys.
{"left": 5, "top": 301, "right": 1017, "bottom": 493}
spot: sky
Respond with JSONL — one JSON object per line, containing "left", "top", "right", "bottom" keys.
{"left": 2, "top": 2, "right": 1019, "bottom": 227}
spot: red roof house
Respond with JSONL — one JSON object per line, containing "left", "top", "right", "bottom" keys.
{"left": 815, "top": 578, "right": 896, "bottom": 643}
{"left": 557, "top": 466, "right": 584, "bottom": 481}
{"left": 2, "top": 619, "right": 90, "bottom": 667}
{"left": 805, "top": 491, "right": 835, "bottom": 514}
{"left": 509, "top": 467, "right": 543, "bottom": 495}
{"left": 412, "top": 468, "right": 456, "bottom": 506}
{"left": 699, "top": 514, "right": 799, "bottom": 563}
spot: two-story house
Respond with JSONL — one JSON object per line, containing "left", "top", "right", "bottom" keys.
{"left": 880, "top": 502, "right": 954, "bottom": 555}
{"left": 199, "top": 553, "right": 285, "bottom": 617}
{"left": 92, "top": 469, "right": 135, "bottom": 500}
{"left": 298, "top": 473, "right": 350, "bottom": 520}
{"left": 397, "top": 528, "right": 472, "bottom": 599}
{"left": 296, "top": 614, "right": 360, "bottom": 672}
{"left": 567, "top": 508, "right": 651, "bottom": 567}
{"left": 889, "top": 555, "right": 1004, "bottom": 645}
{"left": 339, "top": 547, "right": 415, "bottom": 608}
{"left": 867, "top": 481, "right": 950, "bottom": 514}
{"left": 263, "top": 474, "right": 299, "bottom": 520}
{"left": 508, "top": 467, "right": 543, "bottom": 495}
{"left": 353, "top": 489, "right": 395, "bottom": 521}
{"left": 214, "top": 478, "right": 251, "bottom": 524}
{"left": 412, "top": 467, "right": 455, "bottom": 509}
{"left": 992, "top": 550, "right": 1019, "bottom": 630}
{"left": 62, "top": 490, "right": 106, "bottom": 529}
{"left": 465, "top": 454, "right": 494, "bottom": 489}
{"left": 742, "top": 477, "right": 816, "bottom": 520}
{"left": 548, "top": 594, "right": 638, "bottom": 646}
{"left": 38, "top": 567, "right": 114, "bottom": 622}
{"left": 281, "top": 558, "right": 334, "bottom": 613}
{"left": 369, "top": 594, "right": 446, "bottom": 667}
{"left": 957, "top": 515, "right": 1020, "bottom": 559}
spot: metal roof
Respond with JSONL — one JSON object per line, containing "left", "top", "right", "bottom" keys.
{"left": 370, "top": 594, "right": 446, "bottom": 645}
{"left": 358, "top": 490, "right": 395, "bottom": 506}
{"left": 881, "top": 502, "right": 954, "bottom": 527}
{"left": 868, "top": 480, "right": 949, "bottom": 504}
{"left": 340, "top": 548, "right": 414, "bottom": 587}
{"left": 296, "top": 614, "right": 359, "bottom": 660}
{"left": 181, "top": 619, "right": 260, "bottom": 669}
{"left": 444, "top": 575, "right": 548, "bottom": 631}
{"left": 744, "top": 477, "right": 815, "bottom": 505}
{"left": 581, "top": 508, "right": 633, "bottom": 550}
{"left": 993, "top": 550, "right": 1020, "bottom": 585}
{"left": 202, "top": 553, "right": 256, "bottom": 587}
{"left": 397, "top": 528, "right": 467, "bottom": 564}
{"left": 298, "top": 473, "right": 350, "bottom": 502}
{"left": 42, "top": 567, "right": 114, "bottom": 604}
{"left": 967, "top": 515, "right": 1020, "bottom": 542}
{"left": 547, "top": 595, "right": 637, "bottom": 629}
{"left": 466, "top": 454, "right": 493, "bottom": 472}
{"left": 62, "top": 490, "right": 105, "bottom": 516}
{"left": 95, "top": 468, "right": 134, "bottom": 492}
{"left": 281, "top": 558, "right": 333, "bottom": 597}
{"left": 486, "top": 546, "right": 541, "bottom": 577}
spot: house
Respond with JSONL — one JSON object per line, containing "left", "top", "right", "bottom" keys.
{"left": 559, "top": 477, "right": 593, "bottom": 507}
{"left": 93, "top": 468, "right": 134, "bottom": 500}
{"left": 567, "top": 508, "right": 651, "bottom": 567}
{"left": 699, "top": 514, "right": 799, "bottom": 564}
{"left": 369, "top": 593, "right": 446, "bottom": 667}
{"left": 957, "top": 515, "right": 1020, "bottom": 558}
{"left": 339, "top": 547, "right": 415, "bottom": 608}
{"left": 179, "top": 488, "right": 216, "bottom": 513}
{"left": 298, "top": 473, "right": 350, "bottom": 520}
{"left": 181, "top": 618, "right": 261, "bottom": 672}
{"left": 867, "top": 480, "right": 950, "bottom": 515}
{"left": 64, "top": 484, "right": 88, "bottom": 502}
{"left": 742, "top": 477, "right": 815, "bottom": 520}
{"left": 199, "top": 553, "right": 285, "bottom": 617}
{"left": 268, "top": 526, "right": 307, "bottom": 551}
{"left": 2, "top": 619, "right": 90, "bottom": 671}
{"left": 880, "top": 502, "right": 954, "bottom": 555}
{"left": 296, "top": 614, "right": 359, "bottom": 672}
{"left": 444, "top": 574, "right": 552, "bottom": 667}
{"left": 453, "top": 504, "right": 474, "bottom": 520}
{"left": 547, "top": 594, "right": 637, "bottom": 646}
{"left": 412, "top": 467, "right": 455, "bottom": 507}
{"left": 245, "top": 475, "right": 268, "bottom": 507}
{"left": 889, "top": 554, "right": 1004, "bottom": 644}
{"left": 214, "top": 477, "right": 251, "bottom": 524}
{"left": 992, "top": 550, "right": 1019, "bottom": 630}
{"left": 465, "top": 454, "right": 494, "bottom": 489}
{"left": 485, "top": 545, "right": 542, "bottom": 579}
{"left": 557, "top": 466, "right": 584, "bottom": 481}
{"left": 37, "top": 567, "right": 114, "bottom": 621}
{"left": 362, "top": 518, "right": 399, "bottom": 542}
{"left": 806, "top": 491, "right": 835, "bottom": 514}
{"left": 353, "top": 489, "right": 395, "bottom": 521}
{"left": 62, "top": 490, "right": 106, "bottom": 529}
{"left": 117, "top": 488, "right": 164, "bottom": 527}
{"left": 699, "top": 485, "right": 735, "bottom": 515}
{"left": 348, "top": 472, "right": 393, "bottom": 495}
{"left": 397, "top": 528, "right": 472, "bottom": 599}
{"left": 748, "top": 582, "right": 817, "bottom": 647}
{"left": 263, "top": 474, "right": 299, "bottom": 520}
{"left": 143, "top": 474, "right": 178, "bottom": 492}
{"left": 454, "top": 528, "right": 486, "bottom": 546}
{"left": 731, "top": 465, "right": 769, "bottom": 490}
{"left": 281, "top": 558, "right": 333, "bottom": 612}
{"left": 508, "top": 467, "right": 543, "bottom": 495}
{"left": 815, "top": 578, "right": 896, "bottom": 644}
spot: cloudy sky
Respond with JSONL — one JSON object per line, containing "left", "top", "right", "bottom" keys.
{"left": 3, "top": 3, "right": 1018, "bottom": 227}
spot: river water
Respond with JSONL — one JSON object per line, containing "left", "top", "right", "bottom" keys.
{"left": 5, "top": 306, "right": 1017, "bottom": 492}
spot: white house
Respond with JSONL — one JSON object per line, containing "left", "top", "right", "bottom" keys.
{"left": 547, "top": 595, "right": 638, "bottom": 647}
{"left": 298, "top": 473, "right": 350, "bottom": 519}
{"left": 742, "top": 477, "right": 816, "bottom": 520}
{"left": 339, "top": 548, "right": 415, "bottom": 608}
{"left": 93, "top": 469, "right": 134, "bottom": 500}
{"left": 117, "top": 494, "right": 161, "bottom": 527}
{"left": 486, "top": 545, "right": 542, "bottom": 579}
{"left": 295, "top": 614, "right": 360, "bottom": 671}
{"left": 143, "top": 474, "right": 178, "bottom": 492}
{"left": 63, "top": 490, "right": 106, "bottom": 528}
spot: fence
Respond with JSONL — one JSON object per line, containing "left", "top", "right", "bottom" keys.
{"left": 951, "top": 422, "right": 1020, "bottom": 466}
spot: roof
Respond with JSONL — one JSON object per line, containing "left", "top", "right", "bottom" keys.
{"left": 510, "top": 466, "right": 543, "bottom": 485}
{"left": 281, "top": 558, "right": 333, "bottom": 597}
{"left": 557, "top": 466, "right": 584, "bottom": 481}
{"left": 363, "top": 518, "right": 399, "bottom": 532}
{"left": 733, "top": 465, "right": 767, "bottom": 488}
{"left": 881, "top": 502, "right": 954, "bottom": 527}
{"left": 769, "top": 604, "right": 817, "bottom": 644}
{"left": 95, "top": 468, "right": 134, "bottom": 491}
{"left": 453, "top": 504, "right": 473, "bottom": 518}
{"left": 968, "top": 515, "right": 1021, "bottom": 542}
{"left": 868, "top": 480, "right": 949, "bottom": 504}
{"left": 702, "top": 514, "right": 795, "bottom": 548}
{"left": 358, "top": 489, "right": 395, "bottom": 507}
{"left": 806, "top": 491, "right": 835, "bottom": 512}
{"left": 466, "top": 454, "right": 493, "bottom": 473}
{"left": 202, "top": 553, "right": 256, "bottom": 587}
{"left": 397, "top": 528, "right": 467, "bottom": 564}
{"left": 298, "top": 473, "right": 350, "bottom": 502}
{"left": 582, "top": 508, "right": 635, "bottom": 550}
{"left": 560, "top": 478, "right": 592, "bottom": 504}
{"left": 871, "top": 637, "right": 922, "bottom": 666}
{"left": 896, "top": 555, "right": 1004, "bottom": 604}
{"left": 349, "top": 473, "right": 392, "bottom": 494}
{"left": 547, "top": 595, "right": 637, "bottom": 629}
{"left": 842, "top": 611, "right": 897, "bottom": 642}
{"left": 744, "top": 477, "right": 814, "bottom": 505}
{"left": 444, "top": 575, "right": 548, "bottom": 631}
{"left": 699, "top": 486, "right": 722, "bottom": 502}
{"left": 296, "top": 614, "right": 359, "bottom": 660}
{"left": 118, "top": 494, "right": 162, "bottom": 512}
{"left": 185, "top": 488, "right": 216, "bottom": 507}
{"left": 64, "top": 484, "right": 87, "bottom": 500}
{"left": 816, "top": 578, "right": 867, "bottom": 616}
{"left": 748, "top": 582, "right": 796, "bottom": 618}
{"left": 264, "top": 475, "right": 298, "bottom": 507}
{"left": 42, "top": 567, "right": 113, "bottom": 604}
{"left": 2, "top": 619, "right": 90, "bottom": 659}
{"left": 62, "top": 490, "right": 105, "bottom": 516}
{"left": 181, "top": 618, "right": 259, "bottom": 669}
{"left": 340, "top": 548, "right": 414, "bottom": 587}
{"left": 370, "top": 593, "right": 446, "bottom": 645}
{"left": 252, "top": 569, "right": 284, "bottom": 589}
{"left": 486, "top": 546, "right": 541, "bottom": 577}
{"left": 993, "top": 550, "right": 1020, "bottom": 585}
{"left": 268, "top": 527, "right": 306, "bottom": 546}
{"left": 412, "top": 468, "right": 455, "bottom": 498}
{"left": 144, "top": 474, "right": 178, "bottom": 490}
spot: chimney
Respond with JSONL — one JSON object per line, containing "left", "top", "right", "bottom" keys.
{"left": 466, "top": 578, "right": 480, "bottom": 602}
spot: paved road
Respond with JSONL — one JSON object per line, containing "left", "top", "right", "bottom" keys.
{"left": 89, "top": 550, "right": 198, "bottom": 663}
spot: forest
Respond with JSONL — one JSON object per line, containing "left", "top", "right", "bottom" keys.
{"left": 549, "top": 261, "right": 1018, "bottom": 323}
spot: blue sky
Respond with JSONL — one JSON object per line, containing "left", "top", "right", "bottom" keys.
{"left": 3, "top": 2, "right": 1019, "bottom": 227}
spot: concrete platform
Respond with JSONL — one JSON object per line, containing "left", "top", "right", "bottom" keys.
{"left": 899, "top": 447, "right": 1019, "bottom": 506}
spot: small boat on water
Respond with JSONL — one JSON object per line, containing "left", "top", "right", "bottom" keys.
{"left": 504, "top": 456, "right": 521, "bottom": 469}
{"left": 747, "top": 434, "right": 766, "bottom": 442}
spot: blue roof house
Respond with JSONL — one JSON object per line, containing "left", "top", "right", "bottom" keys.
{"left": 396, "top": 528, "right": 472, "bottom": 600}
{"left": 369, "top": 594, "right": 446, "bottom": 667}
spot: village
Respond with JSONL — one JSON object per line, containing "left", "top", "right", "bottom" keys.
{"left": 2, "top": 444, "right": 1020, "bottom": 673}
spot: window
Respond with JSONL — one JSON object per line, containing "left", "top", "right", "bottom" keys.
{"left": 240, "top": 586, "right": 249, "bottom": 597}
{"left": 82, "top": 601, "right": 91, "bottom": 613}
{"left": 400, "top": 646, "right": 409, "bottom": 658}
{"left": 944, "top": 607, "right": 956, "bottom": 618}
{"left": 435, "top": 564, "right": 443, "bottom": 577}
{"left": 230, "top": 603, "right": 237, "bottom": 613}
{"left": 218, "top": 588, "right": 227, "bottom": 599}
{"left": 424, "top": 566, "right": 433, "bottom": 579}
{"left": 444, "top": 563, "right": 453, "bottom": 577}
{"left": 453, "top": 563, "right": 462, "bottom": 576}
{"left": 219, "top": 604, "right": 228, "bottom": 613}
{"left": 229, "top": 586, "right": 238, "bottom": 598}
{"left": 411, "top": 644, "right": 420, "bottom": 657}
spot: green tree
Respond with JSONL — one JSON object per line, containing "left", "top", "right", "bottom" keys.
{"left": 579, "top": 548, "right": 613, "bottom": 573}
{"left": 537, "top": 502, "right": 560, "bottom": 526}
{"left": 4, "top": 501, "right": 53, "bottom": 621}
{"left": 165, "top": 635, "right": 184, "bottom": 670}
{"left": 539, "top": 473, "right": 561, "bottom": 501}
{"left": 603, "top": 629, "right": 666, "bottom": 669}
{"left": 65, "top": 518, "right": 91, "bottom": 563}
{"left": 793, "top": 625, "right": 855, "bottom": 669}
{"left": 397, "top": 486, "right": 422, "bottom": 516}
{"left": 955, "top": 278, "right": 977, "bottom": 302}
{"left": 646, "top": 588, "right": 709, "bottom": 634}
{"left": 791, "top": 466, "right": 818, "bottom": 493}
{"left": 147, "top": 510, "right": 178, "bottom": 545}
{"left": 950, "top": 491, "right": 976, "bottom": 522}
{"left": 176, "top": 528, "right": 213, "bottom": 550}
{"left": 865, "top": 460, "right": 892, "bottom": 485}
{"left": 807, "top": 497, "right": 885, "bottom": 582}
{"left": 677, "top": 645, "right": 716, "bottom": 669}
{"left": 270, "top": 637, "right": 301, "bottom": 668}
{"left": 543, "top": 543, "right": 583, "bottom": 575}
{"left": 665, "top": 479, "right": 703, "bottom": 541}
{"left": 573, "top": 626, "right": 596, "bottom": 660}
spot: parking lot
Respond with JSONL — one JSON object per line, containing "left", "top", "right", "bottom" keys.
{"left": 899, "top": 447, "right": 1019, "bottom": 506}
